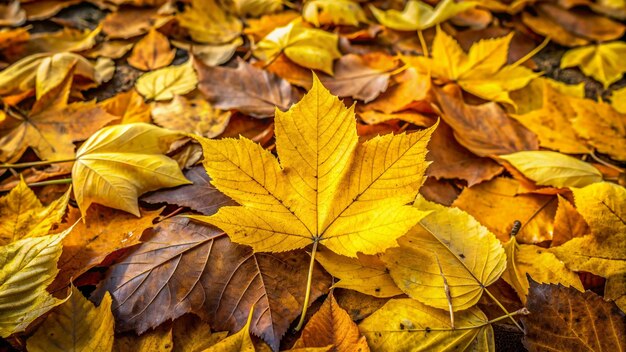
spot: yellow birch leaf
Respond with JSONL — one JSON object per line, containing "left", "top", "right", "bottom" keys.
{"left": 0, "top": 231, "right": 69, "bottom": 337}
{"left": 383, "top": 197, "right": 506, "bottom": 311}
{"left": 550, "top": 182, "right": 626, "bottom": 279}
{"left": 502, "top": 237, "right": 583, "bottom": 304}
{"left": 254, "top": 21, "right": 341, "bottom": 75}
{"left": 151, "top": 95, "right": 231, "bottom": 138}
{"left": 72, "top": 123, "right": 191, "bottom": 217}
{"left": 135, "top": 60, "right": 198, "bottom": 101}
{"left": 370, "top": 0, "right": 477, "bottom": 31}
{"left": 611, "top": 86, "right": 626, "bottom": 113}
{"left": 293, "top": 294, "right": 369, "bottom": 352}
{"left": 359, "top": 299, "right": 494, "bottom": 352}
{"left": 203, "top": 308, "right": 255, "bottom": 352}
{"left": 561, "top": 42, "right": 626, "bottom": 88}
{"left": 26, "top": 286, "right": 114, "bottom": 352}
{"left": 128, "top": 28, "right": 176, "bottom": 71}
{"left": 303, "top": 0, "right": 366, "bottom": 27}
{"left": 315, "top": 247, "right": 403, "bottom": 298}
{"left": 177, "top": 0, "right": 242, "bottom": 44}
{"left": 0, "top": 178, "right": 69, "bottom": 245}
{"left": 190, "top": 75, "right": 434, "bottom": 257}
{"left": 500, "top": 151, "right": 603, "bottom": 188}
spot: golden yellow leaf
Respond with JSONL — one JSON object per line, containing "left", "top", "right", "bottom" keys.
{"left": 569, "top": 97, "right": 626, "bottom": 161}
{"left": 0, "top": 177, "right": 69, "bottom": 245}
{"left": 405, "top": 28, "right": 539, "bottom": 105}
{"left": 550, "top": 182, "right": 626, "bottom": 279}
{"left": 509, "top": 77, "right": 585, "bottom": 115}
{"left": 172, "top": 315, "right": 228, "bottom": 352}
{"left": 370, "top": 0, "right": 477, "bottom": 31}
{"left": 384, "top": 197, "right": 506, "bottom": 311}
{"left": 72, "top": 123, "right": 191, "bottom": 217}
{"left": 561, "top": 42, "right": 626, "bottom": 88}
{"left": 0, "top": 231, "right": 69, "bottom": 337}
{"left": 500, "top": 151, "right": 602, "bottom": 188}
{"left": 502, "top": 236, "right": 583, "bottom": 304}
{"left": 233, "top": 0, "right": 283, "bottom": 17}
{"left": 552, "top": 195, "right": 590, "bottom": 247}
{"left": 254, "top": 20, "right": 341, "bottom": 75}
{"left": 115, "top": 323, "right": 173, "bottom": 352}
{"left": 359, "top": 299, "right": 494, "bottom": 352}
{"left": 26, "top": 286, "right": 114, "bottom": 352}
{"left": 315, "top": 247, "right": 403, "bottom": 298}
{"left": 293, "top": 294, "right": 369, "bottom": 352}
{"left": 203, "top": 308, "right": 255, "bottom": 352}
{"left": 128, "top": 28, "right": 176, "bottom": 71}
{"left": 190, "top": 75, "right": 434, "bottom": 257}
{"left": 152, "top": 95, "right": 231, "bottom": 138}
{"left": 303, "top": 0, "right": 366, "bottom": 27}
{"left": 100, "top": 89, "right": 152, "bottom": 124}
{"left": 26, "top": 24, "right": 101, "bottom": 54}
{"left": 510, "top": 83, "right": 591, "bottom": 154}
{"left": 135, "top": 60, "right": 198, "bottom": 101}
{"left": 177, "top": 0, "right": 242, "bottom": 44}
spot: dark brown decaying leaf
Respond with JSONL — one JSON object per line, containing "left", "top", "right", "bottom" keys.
{"left": 522, "top": 279, "right": 626, "bottom": 351}
{"left": 142, "top": 165, "right": 237, "bottom": 215}
{"left": 195, "top": 58, "right": 296, "bottom": 117}
{"left": 435, "top": 84, "right": 539, "bottom": 157}
{"left": 93, "top": 217, "right": 330, "bottom": 351}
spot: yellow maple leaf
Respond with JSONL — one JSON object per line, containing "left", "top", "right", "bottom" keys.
{"left": 253, "top": 20, "right": 341, "bottom": 75}
{"left": 405, "top": 27, "right": 540, "bottom": 106}
{"left": 370, "top": 0, "right": 477, "bottom": 31}
{"left": 561, "top": 41, "right": 626, "bottom": 88}
{"left": 26, "top": 286, "right": 114, "bottom": 352}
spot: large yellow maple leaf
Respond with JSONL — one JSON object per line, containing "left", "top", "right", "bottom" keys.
{"left": 190, "top": 75, "right": 435, "bottom": 258}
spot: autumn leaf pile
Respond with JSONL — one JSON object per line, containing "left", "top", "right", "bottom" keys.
{"left": 1, "top": 0, "right": 626, "bottom": 351}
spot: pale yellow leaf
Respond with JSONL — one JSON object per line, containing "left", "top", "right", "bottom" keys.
{"left": 135, "top": 60, "right": 198, "bottom": 101}
{"left": 177, "top": 0, "right": 242, "bottom": 44}
{"left": 303, "top": 0, "right": 366, "bottom": 27}
{"left": 152, "top": 95, "right": 231, "bottom": 138}
{"left": 370, "top": 0, "right": 477, "bottom": 31}
{"left": 561, "top": 42, "right": 626, "bottom": 88}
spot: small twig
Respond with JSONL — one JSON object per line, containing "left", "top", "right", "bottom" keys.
{"left": 589, "top": 152, "right": 624, "bottom": 173}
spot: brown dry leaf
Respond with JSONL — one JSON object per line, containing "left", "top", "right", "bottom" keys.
{"left": 93, "top": 217, "right": 330, "bottom": 351}
{"left": 195, "top": 58, "right": 295, "bottom": 117}
{"left": 569, "top": 97, "right": 626, "bottom": 161}
{"left": 21, "top": 0, "right": 81, "bottom": 21}
{"left": 128, "top": 28, "right": 176, "bottom": 71}
{"left": 435, "top": 84, "right": 539, "bottom": 157}
{"left": 0, "top": 0, "right": 25, "bottom": 27}
{"left": 0, "top": 65, "right": 117, "bottom": 162}
{"left": 511, "top": 83, "right": 591, "bottom": 154}
{"left": 172, "top": 38, "right": 242, "bottom": 67}
{"left": 100, "top": 89, "right": 152, "bottom": 124}
{"left": 49, "top": 205, "right": 160, "bottom": 293}
{"left": 102, "top": 7, "right": 162, "bottom": 39}
{"left": 419, "top": 177, "right": 461, "bottom": 206}
{"left": 522, "top": 280, "right": 626, "bottom": 351}
{"left": 152, "top": 95, "right": 231, "bottom": 138}
{"left": 360, "top": 68, "right": 430, "bottom": 114}
{"left": 82, "top": 40, "right": 135, "bottom": 59}
{"left": 142, "top": 165, "right": 236, "bottom": 216}
{"left": 452, "top": 177, "right": 557, "bottom": 243}
{"left": 551, "top": 195, "right": 590, "bottom": 247}
{"left": 427, "top": 122, "right": 503, "bottom": 187}
{"left": 293, "top": 294, "right": 370, "bottom": 352}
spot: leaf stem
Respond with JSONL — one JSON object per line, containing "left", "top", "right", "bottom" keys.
{"left": 27, "top": 178, "right": 73, "bottom": 187}
{"left": 510, "top": 36, "right": 550, "bottom": 69}
{"left": 484, "top": 288, "right": 523, "bottom": 331}
{"left": 295, "top": 239, "right": 319, "bottom": 331}
{"left": 418, "top": 30, "right": 429, "bottom": 58}
{"left": 0, "top": 158, "right": 76, "bottom": 169}
{"left": 589, "top": 152, "right": 624, "bottom": 173}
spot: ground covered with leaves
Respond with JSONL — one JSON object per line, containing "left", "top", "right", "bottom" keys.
{"left": 0, "top": 0, "right": 625, "bottom": 351}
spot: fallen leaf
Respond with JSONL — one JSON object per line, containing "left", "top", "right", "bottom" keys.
{"left": 293, "top": 294, "right": 369, "bottom": 352}
{"left": 244, "top": 11, "right": 300, "bottom": 41}
{"left": 191, "top": 76, "right": 434, "bottom": 256}
{"left": 172, "top": 38, "right": 242, "bottom": 67}
{"left": 384, "top": 196, "right": 506, "bottom": 311}
{"left": 83, "top": 40, "right": 135, "bottom": 59}
{"left": 500, "top": 151, "right": 603, "bottom": 188}
{"left": 152, "top": 95, "right": 231, "bottom": 138}
{"left": 26, "top": 24, "right": 101, "bottom": 54}
{"left": 128, "top": 28, "right": 176, "bottom": 71}
{"left": 370, "top": 0, "right": 477, "bottom": 31}
{"left": 509, "top": 77, "right": 585, "bottom": 115}
{"left": 204, "top": 308, "right": 255, "bottom": 352}
{"left": 522, "top": 280, "right": 626, "bottom": 351}
{"left": 72, "top": 123, "right": 191, "bottom": 217}
{"left": 502, "top": 236, "right": 583, "bottom": 304}
{"left": 172, "top": 314, "right": 228, "bottom": 352}
{"left": 100, "top": 89, "right": 152, "bottom": 124}
{"left": 0, "top": 231, "right": 68, "bottom": 337}
{"left": 114, "top": 323, "right": 173, "bottom": 352}
{"left": 102, "top": 7, "right": 161, "bottom": 39}
{"left": 135, "top": 60, "right": 198, "bottom": 101}
{"left": 142, "top": 165, "right": 236, "bottom": 216}
{"left": 427, "top": 122, "right": 503, "bottom": 187}
{"left": 303, "top": 0, "right": 366, "bottom": 27}
{"left": 435, "top": 84, "right": 539, "bottom": 157}
{"left": 195, "top": 58, "right": 295, "bottom": 117}
{"left": 551, "top": 195, "right": 590, "bottom": 247}
{"left": 561, "top": 41, "right": 626, "bottom": 88}
{"left": 0, "top": 0, "right": 26, "bottom": 27}
{"left": 315, "top": 247, "right": 403, "bottom": 298}
{"left": 359, "top": 299, "right": 494, "bottom": 352}
{"left": 254, "top": 20, "right": 341, "bottom": 75}
{"left": 0, "top": 178, "right": 69, "bottom": 245}
{"left": 232, "top": 0, "right": 283, "bottom": 17}
{"left": 94, "top": 217, "right": 329, "bottom": 351}
{"left": 26, "top": 286, "right": 114, "bottom": 352}
{"left": 360, "top": 67, "right": 430, "bottom": 114}
{"left": 177, "top": 0, "right": 242, "bottom": 44}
